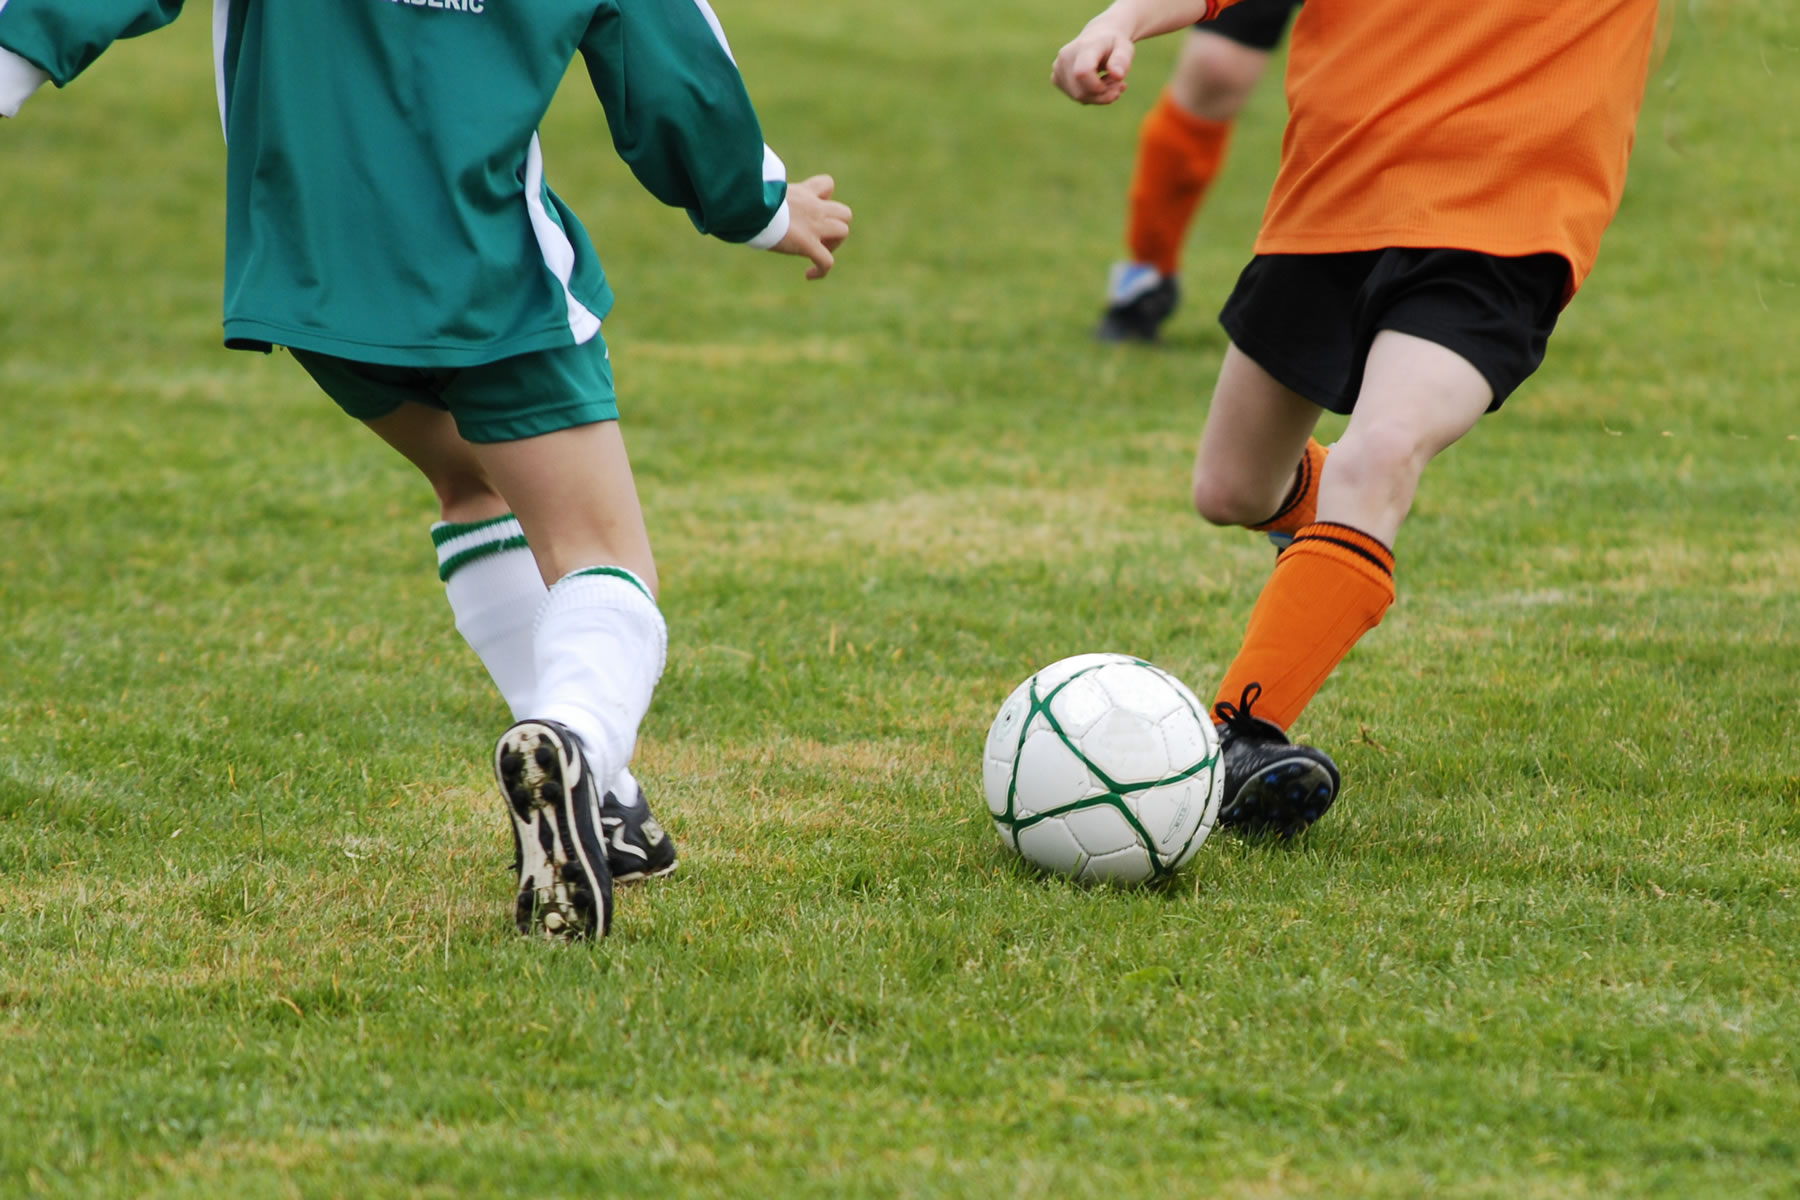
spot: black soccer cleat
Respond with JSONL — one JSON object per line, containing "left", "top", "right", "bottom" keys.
{"left": 601, "top": 774, "right": 678, "bottom": 884}
{"left": 495, "top": 719, "right": 614, "bottom": 939}
{"left": 1096, "top": 264, "right": 1181, "bottom": 343}
{"left": 1213, "top": 683, "right": 1341, "bottom": 837}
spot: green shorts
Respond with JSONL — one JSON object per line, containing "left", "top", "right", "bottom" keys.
{"left": 289, "top": 334, "right": 618, "bottom": 444}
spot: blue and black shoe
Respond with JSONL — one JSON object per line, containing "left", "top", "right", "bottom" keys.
{"left": 1213, "top": 683, "right": 1341, "bottom": 837}
{"left": 1096, "top": 263, "right": 1180, "bottom": 343}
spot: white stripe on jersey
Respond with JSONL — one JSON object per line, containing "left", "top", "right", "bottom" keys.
{"left": 761, "top": 143, "right": 786, "bottom": 185}
{"left": 212, "top": 0, "right": 230, "bottom": 138}
{"left": 745, "top": 145, "right": 791, "bottom": 249}
{"left": 687, "top": 1, "right": 789, "bottom": 250}
{"left": 522, "top": 133, "right": 602, "bottom": 346}
{"left": 689, "top": 0, "right": 735, "bottom": 64}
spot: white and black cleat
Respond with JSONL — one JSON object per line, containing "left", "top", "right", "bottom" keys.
{"left": 601, "top": 775, "right": 678, "bottom": 884}
{"left": 495, "top": 720, "right": 614, "bottom": 939}
{"left": 1213, "top": 683, "right": 1341, "bottom": 838}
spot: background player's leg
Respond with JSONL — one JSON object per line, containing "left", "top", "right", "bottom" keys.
{"left": 364, "top": 404, "right": 545, "bottom": 719}
{"left": 1191, "top": 342, "right": 1324, "bottom": 528}
{"left": 1170, "top": 26, "right": 1273, "bottom": 123}
{"left": 1215, "top": 331, "right": 1495, "bottom": 731}
{"left": 466, "top": 420, "right": 663, "bottom": 791}
{"left": 1135, "top": 29, "right": 1270, "bottom": 270}
{"left": 1100, "top": 31, "right": 1272, "bottom": 342}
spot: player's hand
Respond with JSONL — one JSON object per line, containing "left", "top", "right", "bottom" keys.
{"left": 1052, "top": 19, "right": 1137, "bottom": 105}
{"left": 773, "top": 175, "right": 852, "bottom": 281}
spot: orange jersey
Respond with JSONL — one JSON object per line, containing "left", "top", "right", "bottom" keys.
{"left": 1207, "top": 0, "right": 1660, "bottom": 296}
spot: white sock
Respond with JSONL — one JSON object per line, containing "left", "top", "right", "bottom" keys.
{"left": 533, "top": 567, "right": 667, "bottom": 788}
{"left": 611, "top": 766, "right": 643, "bottom": 808}
{"left": 433, "top": 515, "right": 546, "bottom": 720}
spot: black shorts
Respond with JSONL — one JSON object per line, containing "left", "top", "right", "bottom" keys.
{"left": 1194, "top": 0, "right": 1301, "bottom": 52}
{"left": 1218, "top": 248, "right": 1570, "bottom": 415}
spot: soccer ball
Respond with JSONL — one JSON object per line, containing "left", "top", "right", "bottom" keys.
{"left": 983, "top": 653, "right": 1223, "bottom": 885}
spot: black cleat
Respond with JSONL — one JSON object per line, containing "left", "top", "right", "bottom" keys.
{"left": 1096, "top": 264, "right": 1181, "bottom": 343}
{"left": 495, "top": 720, "right": 614, "bottom": 939}
{"left": 1213, "top": 683, "right": 1341, "bottom": 837}
{"left": 601, "top": 774, "right": 678, "bottom": 884}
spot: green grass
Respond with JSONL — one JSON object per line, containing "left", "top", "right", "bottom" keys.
{"left": 2, "top": 1, "right": 1797, "bottom": 1195}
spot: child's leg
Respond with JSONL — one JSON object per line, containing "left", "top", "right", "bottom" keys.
{"left": 1100, "top": 24, "right": 1281, "bottom": 341}
{"left": 362, "top": 404, "right": 545, "bottom": 719}
{"left": 1213, "top": 331, "right": 1494, "bottom": 729}
{"left": 1191, "top": 343, "right": 1325, "bottom": 530}
{"left": 364, "top": 402, "right": 509, "bottom": 525}
{"left": 1313, "top": 333, "right": 1493, "bottom": 547}
{"left": 1126, "top": 33, "right": 1268, "bottom": 278}
{"left": 465, "top": 419, "right": 663, "bottom": 790}
{"left": 362, "top": 404, "right": 656, "bottom": 826}
{"left": 471, "top": 419, "right": 669, "bottom": 934}
{"left": 292, "top": 346, "right": 663, "bottom": 936}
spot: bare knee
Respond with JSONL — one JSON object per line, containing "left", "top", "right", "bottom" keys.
{"left": 1170, "top": 34, "right": 1270, "bottom": 121}
{"left": 1332, "top": 423, "right": 1433, "bottom": 487}
{"left": 1192, "top": 467, "right": 1283, "bottom": 528}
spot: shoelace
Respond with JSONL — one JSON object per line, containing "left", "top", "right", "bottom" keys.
{"left": 1211, "top": 681, "right": 1266, "bottom": 732}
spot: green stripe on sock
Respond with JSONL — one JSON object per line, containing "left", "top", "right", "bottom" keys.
{"left": 430, "top": 513, "right": 520, "bottom": 549}
{"left": 439, "top": 535, "right": 530, "bottom": 582}
{"left": 568, "top": 566, "right": 654, "bottom": 602}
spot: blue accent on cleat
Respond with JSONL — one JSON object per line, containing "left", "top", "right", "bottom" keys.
{"left": 1097, "top": 264, "right": 1181, "bottom": 343}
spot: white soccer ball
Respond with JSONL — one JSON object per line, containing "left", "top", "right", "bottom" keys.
{"left": 983, "top": 653, "right": 1223, "bottom": 885}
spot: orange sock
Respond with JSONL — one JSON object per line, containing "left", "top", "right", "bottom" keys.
{"left": 1214, "top": 523, "right": 1396, "bottom": 731}
{"left": 1127, "top": 92, "right": 1233, "bottom": 277}
{"left": 1250, "top": 439, "right": 1329, "bottom": 539}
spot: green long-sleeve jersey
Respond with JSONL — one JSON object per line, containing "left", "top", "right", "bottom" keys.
{"left": 0, "top": 0, "right": 790, "bottom": 365}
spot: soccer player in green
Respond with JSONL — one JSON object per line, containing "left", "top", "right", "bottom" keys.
{"left": 0, "top": 0, "right": 852, "bottom": 939}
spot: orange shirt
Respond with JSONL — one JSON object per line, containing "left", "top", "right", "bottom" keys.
{"left": 1208, "top": 0, "right": 1660, "bottom": 296}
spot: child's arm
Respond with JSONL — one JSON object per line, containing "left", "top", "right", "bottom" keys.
{"left": 0, "top": 0, "right": 185, "bottom": 117}
{"left": 580, "top": 0, "right": 850, "bottom": 276}
{"left": 1052, "top": 0, "right": 1224, "bottom": 105}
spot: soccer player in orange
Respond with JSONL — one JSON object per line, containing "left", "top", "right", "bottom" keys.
{"left": 1055, "top": 0, "right": 1663, "bottom": 833}
{"left": 1096, "top": 0, "right": 1300, "bottom": 342}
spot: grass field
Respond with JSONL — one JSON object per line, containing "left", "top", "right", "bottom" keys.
{"left": 2, "top": 2, "right": 1797, "bottom": 1196}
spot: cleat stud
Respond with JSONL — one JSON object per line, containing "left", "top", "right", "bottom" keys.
{"left": 534, "top": 745, "right": 558, "bottom": 771}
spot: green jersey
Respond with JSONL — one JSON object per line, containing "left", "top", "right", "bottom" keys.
{"left": 0, "top": 0, "right": 789, "bottom": 366}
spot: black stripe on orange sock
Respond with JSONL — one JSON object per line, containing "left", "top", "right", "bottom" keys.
{"left": 1291, "top": 522, "right": 1394, "bottom": 578}
{"left": 1257, "top": 447, "right": 1315, "bottom": 529}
